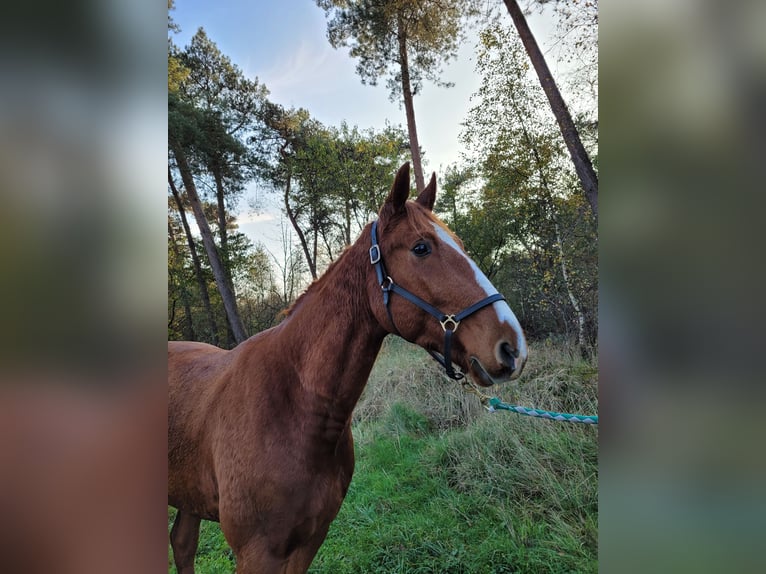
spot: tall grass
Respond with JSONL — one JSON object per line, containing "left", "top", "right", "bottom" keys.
{"left": 169, "top": 339, "right": 598, "bottom": 573}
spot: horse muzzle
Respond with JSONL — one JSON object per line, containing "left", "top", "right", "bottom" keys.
{"left": 468, "top": 341, "right": 526, "bottom": 386}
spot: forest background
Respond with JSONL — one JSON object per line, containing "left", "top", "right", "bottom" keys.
{"left": 167, "top": 0, "right": 599, "bottom": 358}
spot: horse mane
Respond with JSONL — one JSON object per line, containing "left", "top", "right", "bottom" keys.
{"left": 282, "top": 226, "right": 372, "bottom": 319}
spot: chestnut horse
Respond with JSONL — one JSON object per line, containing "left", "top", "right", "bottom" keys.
{"left": 168, "top": 163, "right": 527, "bottom": 573}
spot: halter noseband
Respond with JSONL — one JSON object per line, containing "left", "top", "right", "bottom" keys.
{"left": 370, "top": 219, "right": 505, "bottom": 381}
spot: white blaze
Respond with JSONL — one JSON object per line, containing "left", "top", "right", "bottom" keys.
{"left": 432, "top": 222, "right": 528, "bottom": 359}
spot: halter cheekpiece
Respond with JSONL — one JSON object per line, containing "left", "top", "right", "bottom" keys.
{"left": 369, "top": 219, "right": 505, "bottom": 381}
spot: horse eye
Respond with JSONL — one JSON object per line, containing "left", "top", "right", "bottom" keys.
{"left": 412, "top": 242, "right": 431, "bottom": 257}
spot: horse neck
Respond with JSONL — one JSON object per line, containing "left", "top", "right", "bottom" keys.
{"left": 277, "top": 228, "right": 386, "bottom": 425}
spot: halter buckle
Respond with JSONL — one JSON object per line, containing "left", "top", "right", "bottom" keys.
{"left": 440, "top": 315, "right": 460, "bottom": 332}
{"left": 369, "top": 245, "right": 381, "bottom": 265}
{"left": 381, "top": 276, "right": 394, "bottom": 291}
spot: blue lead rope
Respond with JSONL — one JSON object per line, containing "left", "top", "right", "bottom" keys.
{"left": 486, "top": 397, "right": 598, "bottom": 425}
{"left": 460, "top": 381, "right": 598, "bottom": 425}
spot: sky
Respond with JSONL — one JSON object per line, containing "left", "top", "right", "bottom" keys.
{"left": 170, "top": 0, "right": 560, "bottom": 253}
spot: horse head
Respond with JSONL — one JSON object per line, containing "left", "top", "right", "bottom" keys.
{"left": 369, "top": 163, "right": 527, "bottom": 386}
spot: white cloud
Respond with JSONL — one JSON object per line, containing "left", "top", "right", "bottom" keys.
{"left": 261, "top": 39, "right": 338, "bottom": 101}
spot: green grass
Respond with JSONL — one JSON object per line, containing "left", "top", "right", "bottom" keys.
{"left": 169, "top": 338, "right": 598, "bottom": 573}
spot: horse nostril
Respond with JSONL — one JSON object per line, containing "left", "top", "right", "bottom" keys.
{"left": 499, "top": 342, "right": 518, "bottom": 371}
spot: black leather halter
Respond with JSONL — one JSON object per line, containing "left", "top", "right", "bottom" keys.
{"left": 370, "top": 220, "right": 505, "bottom": 380}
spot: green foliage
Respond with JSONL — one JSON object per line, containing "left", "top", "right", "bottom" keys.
{"left": 179, "top": 29, "right": 268, "bottom": 130}
{"left": 316, "top": 0, "right": 476, "bottom": 100}
{"left": 168, "top": 28, "right": 276, "bottom": 346}
{"left": 176, "top": 28, "right": 269, "bottom": 209}
{"left": 168, "top": 205, "right": 287, "bottom": 343}
{"left": 440, "top": 23, "right": 598, "bottom": 347}
{"left": 167, "top": 3, "right": 599, "bottom": 350}
{"left": 260, "top": 102, "right": 409, "bottom": 275}
{"left": 168, "top": 341, "right": 598, "bottom": 573}
{"left": 168, "top": 0, "right": 179, "bottom": 33}
{"left": 168, "top": 41, "right": 188, "bottom": 93}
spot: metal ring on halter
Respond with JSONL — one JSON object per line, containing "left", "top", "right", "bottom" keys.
{"left": 439, "top": 315, "right": 460, "bottom": 332}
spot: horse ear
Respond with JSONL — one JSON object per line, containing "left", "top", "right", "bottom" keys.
{"left": 416, "top": 172, "right": 437, "bottom": 211}
{"left": 384, "top": 163, "right": 411, "bottom": 214}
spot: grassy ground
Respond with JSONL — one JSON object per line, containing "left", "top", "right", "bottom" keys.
{"left": 169, "top": 338, "right": 598, "bottom": 573}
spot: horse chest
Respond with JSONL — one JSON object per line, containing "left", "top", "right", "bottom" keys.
{"left": 218, "top": 452, "right": 352, "bottom": 557}
{"left": 216, "top": 420, "right": 354, "bottom": 504}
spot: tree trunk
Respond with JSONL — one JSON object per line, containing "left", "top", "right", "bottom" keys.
{"left": 511, "top": 97, "right": 589, "bottom": 358}
{"left": 283, "top": 174, "right": 317, "bottom": 280}
{"left": 339, "top": 163, "right": 353, "bottom": 246}
{"left": 397, "top": 15, "right": 425, "bottom": 193}
{"left": 503, "top": 0, "right": 598, "bottom": 220}
{"left": 212, "top": 168, "right": 239, "bottom": 348}
{"left": 276, "top": 218, "right": 301, "bottom": 304}
{"left": 170, "top": 147, "right": 248, "bottom": 345}
{"left": 312, "top": 226, "right": 318, "bottom": 275}
{"left": 212, "top": 169, "right": 233, "bottom": 281}
{"left": 553, "top": 218, "right": 588, "bottom": 359}
{"left": 167, "top": 220, "right": 196, "bottom": 341}
{"left": 169, "top": 169, "right": 220, "bottom": 345}
{"left": 344, "top": 198, "right": 352, "bottom": 246}
{"left": 319, "top": 227, "right": 334, "bottom": 262}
